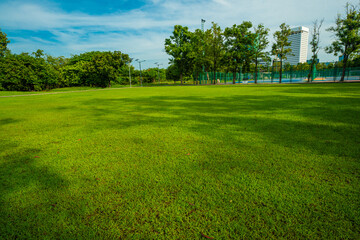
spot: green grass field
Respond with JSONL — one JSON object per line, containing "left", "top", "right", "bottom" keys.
{"left": 1, "top": 84, "right": 359, "bottom": 239}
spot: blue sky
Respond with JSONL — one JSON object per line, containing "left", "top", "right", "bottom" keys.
{"left": 0, "top": 0, "right": 355, "bottom": 69}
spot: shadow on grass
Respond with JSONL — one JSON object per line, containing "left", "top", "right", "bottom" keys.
{"left": 281, "top": 82, "right": 360, "bottom": 94}
{"left": 81, "top": 93, "right": 360, "bottom": 160}
{"left": 0, "top": 142, "right": 69, "bottom": 239}
{"left": 77, "top": 90, "right": 360, "bottom": 238}
{"left": 0, "top": 118, "right": 21, "bottom": 125}
{"left": 1, "top": 84, "right": 359, "bottom": 238}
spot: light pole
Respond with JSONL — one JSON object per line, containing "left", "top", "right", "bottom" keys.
{"left": 127, "top": 58, "right": 133, "bottom": 88}
{"left": 201, "top": 19, "right": 206, "bottom": 85}
{"left": 154, "top": 62, "right": 163, "bottom": 84}
{"left": 135, "top": 59, "right": 145, "bottom": 86}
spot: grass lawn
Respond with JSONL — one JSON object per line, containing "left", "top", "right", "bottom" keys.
{"left": 0, "top": 83, "right": 359, "bottom": 239}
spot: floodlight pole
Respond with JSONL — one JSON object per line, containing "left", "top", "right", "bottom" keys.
{"left": 122, "top": 56, "right": 133, "bottom": 88}
{"left": 136, "top": 59, "right": 145, "bottom": 86}
{"left": 128, "top": 58, "right": 133, "bottom": 88}
{"left": 155, "top": 62, "right": 163, "bottom": 84}
{"left": 201, "top": 19, "right": 206, "bottom": 84}
{"left": 125, "top": 58, "right": 133, "bottom": 87}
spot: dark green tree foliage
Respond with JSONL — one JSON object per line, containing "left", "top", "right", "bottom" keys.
{"left": 166, "top": 64, "right": 180, "bottom": 83}
{"left": 0, "top": 28, "right": 10, "bottom": 57}
{"left": 190, "top": 29, "right": 209, "bottom": 84}
{"left": 84, "top": 51, "right": 125, "bottom": 88}
{"left": 271, "top": 23, "right": 293, "bottom": 83}
{"left": 253, "top": 24, "right": 270, "bottom": 83}
{"left": 0, "top": 29, "right": 130, "bottom": 91}
{"left": 0, "top": 50, "right": 128, "bottom": 91}
{"left": 206, "top": 22, "right": 224, "bottom": 84}
{"left": 326, "top": 3, "right": 360, "bottom": 81}
{"left": 224, "top": 22, "right": 255, "bottom": 84}
{"left": 139, "top": 68, "right": 157, "bottom": 83}
{"left": 46, "top": 55, "right": 67, "bottom": 87}
{"left": 61, "top": 51, "right": 127, "bottom": 87}
{"left": 165, "top": 25, "right": 193, "bottom": 84}
{"left": 0, "top": 51, "right": 61, "bottom": 91}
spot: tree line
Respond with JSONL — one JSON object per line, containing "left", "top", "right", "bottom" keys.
{"left": 0, "top": 33, "right": 167, "bottom": 91}
{"left": 165, "top": 2, "right": 360, "bottom": 84}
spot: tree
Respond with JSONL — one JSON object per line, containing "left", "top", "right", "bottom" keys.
{"left": 190, "top": 29, "right": 209, "bottom": 84}
{"left": 206, "top": 22, "right": 224, "bottom": 84}
{"left": 271, "top": 23, "right": 293, "bottom": 83}
{"left": 166, "top": 64, "right": 180, "bottom": 83}
{"left": 224, "top": 21, "right": 255, "bottom": 84}
{"left": 0, "top": 52, "right": 60, "bottom": 91}
{"left": 33, "top": 49, "right": 44, "bottom": 58}
{"left": 165, "top": 25, "right": 193, "bottom": 84}
{"left": 82, "top": 51, "right": 125, "bottom": 88}
{"left": 308, "top": 19, "right": 324, "bottom": 82}
{"left": 63, "top": 51, "right": 126, "bottom": 88}
{"left": 325, "top": 2, "right": 360, "bottom": 81}
{"left": 0, "top": 28, "right": 10, "bottom": 57}
{"left": 253, "top": 24, "right": 270, "bottom": 83}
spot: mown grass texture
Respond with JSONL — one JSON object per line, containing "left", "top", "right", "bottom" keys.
{"left": 0, "top": 83, "right": 359, "bottom": 239}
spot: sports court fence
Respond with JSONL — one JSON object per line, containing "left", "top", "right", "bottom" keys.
{"left": 198, "top": 67, "right": 360, "bottom": 84}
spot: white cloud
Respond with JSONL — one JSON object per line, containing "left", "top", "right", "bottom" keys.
{"left": 1, "top": 0, "right": 358, "bottom": 68}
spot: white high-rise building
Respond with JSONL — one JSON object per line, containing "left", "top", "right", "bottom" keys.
{"left": 285, "top": 26, "right": 309, "bottom": 65}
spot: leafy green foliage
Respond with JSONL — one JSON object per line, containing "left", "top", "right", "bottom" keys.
{"left": 253, "top": 24, "right": 270, "bottom": 83}
{"left": 0, "top": 47, "right": 129, "bottom": 91}
{"left": 0, "top": 28, "right": 10, "bottom": 58}
{"left": 224, "top": 22, "right": 256, "bottom": 83}
{"left": 0, "top": 52, "right": 61, "bottom": 91}
{"left": 166, "top": 64, "right": 180, "bottom": 82}
{"left": 189, "top": 29, "right": 209, "bottom": 83}
{"left": 326, "top": 2, "right": 360, "bottom": 81}
{"left": 205, "top": 22, "right": 225, "bottom": 84}
{"left": 0, "top": 28, "right": 133, "bottom": 91}
{"left": 271, "top": 23, "right": 293, "bottom": 83}
{"left": 165, "top": 25, "right": 194, "bottom": 84}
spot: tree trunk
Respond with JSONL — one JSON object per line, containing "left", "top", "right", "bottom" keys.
{"left": 308, "top": 62, "right": 313, "bottom": 82}
{"left": 232, "top": 71, "right": 236, "bottom": 84}
{"left": 180, "top": 72, "right": 183, "bottom": 85}
{"left": 341, "top": 54, "right": 348, "bottom": 82}
{"left": 255, "top": 59, "right": 258, "bottom": 84}
{"left": 279, "top": 59, "right": 283, "bottom": 83}
{"left": 213, "top": 61, "right": 216, "bottom": 85}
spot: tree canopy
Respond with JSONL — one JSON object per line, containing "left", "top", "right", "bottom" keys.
{"left": 325, "top": 2, "right": 360, "bottom": 81}
{"left": 165, "top": 25, "right": 193, "bottom": 84}
{"left": 0, "top": 28, "right": 10, "bottom": 57}
{"left": 271, "top": 23, "right": 293, "bottom": 83}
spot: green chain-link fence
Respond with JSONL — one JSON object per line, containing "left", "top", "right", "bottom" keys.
{"left": 198, "top": 67, "right": 360, "bottom": 84}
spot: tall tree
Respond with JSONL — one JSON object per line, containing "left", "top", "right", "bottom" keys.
{"left": 308, "top": 19, "right": 324, "bottom": 82}
{"left": 190, "top": 29, "right": 210, "bottom": 84}
{"left": 325, "top": 2, "right": 360, "bottom": 81}
{"left": 224, "top": 21, "right": 255, "bottom": 84}
{"left": 0, "top": 28, "right": 10, "bottom": 57}
{"left": 253, "top": 24, "right": 270, "bottom": 84}
{"left": 206, "top": 22, "right": 224, "bottom": 84}
{"left": 271, "top": 23, "right": 293, "bottom": 83}
{"left": 165, "top": 25, "right": 193, "bottom": 84}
